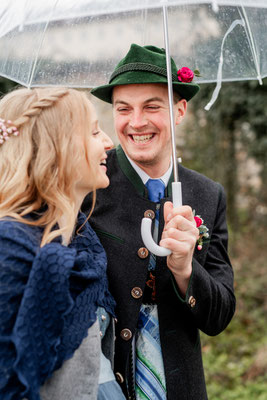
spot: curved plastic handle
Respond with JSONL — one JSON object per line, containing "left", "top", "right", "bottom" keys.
{"left": 141, "top": 182, "right": 182, "bottom": 256}
{"left": 141, "top": 217, "right": 172, "bottom": 256}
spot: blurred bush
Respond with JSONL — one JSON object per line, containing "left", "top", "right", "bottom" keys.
{"left": 181, "top": 79, "right": 267, "bottom": 399}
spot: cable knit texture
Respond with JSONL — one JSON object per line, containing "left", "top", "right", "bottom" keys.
{"left": 0, "top": 213, "right": 116, "bottom": 400}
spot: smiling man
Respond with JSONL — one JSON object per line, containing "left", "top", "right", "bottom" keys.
{"left": 112, "top": 83, "right": 186, "bottom": 178}
{"left": 83, "top": 44, "right": 235, "bottom": 400}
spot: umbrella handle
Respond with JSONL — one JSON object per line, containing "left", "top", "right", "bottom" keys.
{"left": 141, "top": 182, "right": 182, "bottom": 257}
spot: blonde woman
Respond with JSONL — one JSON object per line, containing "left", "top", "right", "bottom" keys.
{"left": 0, "top": 88, "right": 126, "bottom": 400}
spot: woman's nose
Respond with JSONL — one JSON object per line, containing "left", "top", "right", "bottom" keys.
{"left": 101, "top": 130, "right": 114, "bottom": 150}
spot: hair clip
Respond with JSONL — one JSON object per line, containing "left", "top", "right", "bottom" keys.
{"left": 0, "top": 118, "right": 19, "bottom": 145}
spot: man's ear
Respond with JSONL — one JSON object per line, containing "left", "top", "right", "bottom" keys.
{"left": 174, "top": 99, "right": 187, "bottom": 125}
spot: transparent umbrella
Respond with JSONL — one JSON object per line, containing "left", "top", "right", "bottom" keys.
{"left": 0, "top": 1, "right": 266, "bottom": 88}
{"left": 0, "top": 0, "right": 266, "bottom": 255}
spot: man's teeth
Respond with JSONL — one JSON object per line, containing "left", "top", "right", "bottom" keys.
{"left": 132, "top": 134, "right": 153, "bottom": 143}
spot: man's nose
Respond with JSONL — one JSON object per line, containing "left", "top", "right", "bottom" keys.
{"left": 129, "top": 109, "right": 147, "bottom": 130}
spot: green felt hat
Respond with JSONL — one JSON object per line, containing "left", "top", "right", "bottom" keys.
{"left": 91, "top": 44, "right": 200, "bottom": 103}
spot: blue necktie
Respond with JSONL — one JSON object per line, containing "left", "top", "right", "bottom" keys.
{"left": 146, "top": 179, "right": 165, "bottom": 203}
{"left": 145, "top": 179, "right": 165, "bottom": 274}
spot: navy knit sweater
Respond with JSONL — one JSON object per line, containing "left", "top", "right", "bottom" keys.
{"left": 0, "top": 213, "right": 115, "bottom": 400}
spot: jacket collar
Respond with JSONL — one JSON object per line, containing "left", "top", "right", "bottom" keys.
{"left": 115, "top": 145, "right": 174, "bottom": 199}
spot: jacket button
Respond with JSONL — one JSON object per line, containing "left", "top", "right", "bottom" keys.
{"left": 144, "top": 209, "right": 155, "bottom": 219}
{"left": 115, "top": 372, "right": 124, "bottom": 384}
{"left": 131, "top": 287, "right": 143, "bottom": 299}
{"left": 120, "top": 328, "right": 132, "bottom": 341}
{"left": 188, "top": 296, "right": 196, "bottom": 308}
{"left": 137, "top": 247, "right": 149, "bottom": 259}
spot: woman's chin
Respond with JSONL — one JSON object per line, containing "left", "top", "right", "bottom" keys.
{"left": 95, "top": 176, "right": 110, "bottom": 190}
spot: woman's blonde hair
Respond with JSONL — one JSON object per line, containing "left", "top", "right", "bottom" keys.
{"left": 0, "top": 87, "right": 96, "bottom": 246}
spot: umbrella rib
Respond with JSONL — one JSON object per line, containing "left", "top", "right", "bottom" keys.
{"left": 27, "top": 20, "right": 48, "bottom": 87}
{"left": 238, "top": 5, "right": 263, "bottom": 85}
{"left": 28, "top": 0, "right": 60, "bottom": 88}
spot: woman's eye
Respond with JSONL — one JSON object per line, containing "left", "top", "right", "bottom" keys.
{"left": 93, "top": 131, "right": 100, "bottom": 136}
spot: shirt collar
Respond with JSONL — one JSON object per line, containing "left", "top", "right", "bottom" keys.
{"left": 125, "top": 154, "right": 173, "bottom": 188}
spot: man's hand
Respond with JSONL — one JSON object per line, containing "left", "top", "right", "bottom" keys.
{"left": 160, "top": 201, "right": 199, "bottom": 296}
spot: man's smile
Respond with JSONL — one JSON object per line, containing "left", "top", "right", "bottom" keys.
{"left": 129, "top": 133, "right": 155, "bottom": 144}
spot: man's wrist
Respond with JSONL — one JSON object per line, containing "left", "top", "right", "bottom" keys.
{"left": 171, "top": 263, "right": 192, "bottom": 297}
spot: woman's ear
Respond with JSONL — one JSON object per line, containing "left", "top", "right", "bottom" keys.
{"left": 174, "top": 99, "right": 187, "bottom": 125}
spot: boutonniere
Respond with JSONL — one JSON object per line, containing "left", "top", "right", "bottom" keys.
{"left": 193, "top": 211, "right": 209, "bottom": 250}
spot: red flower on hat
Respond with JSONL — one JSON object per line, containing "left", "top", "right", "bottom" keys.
{"left": 177, "top": 67, "right": 194, "bottom": 83}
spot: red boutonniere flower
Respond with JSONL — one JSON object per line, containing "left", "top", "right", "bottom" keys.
{"left": 193, "top": 211, "right": 209, "bottom": 250}
{"left": 194, "top": 216, "right": 203, "bottom": 228}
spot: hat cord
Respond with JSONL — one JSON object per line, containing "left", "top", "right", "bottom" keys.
{"left": 109, "top": 62, "right": 177, "bottom": 83}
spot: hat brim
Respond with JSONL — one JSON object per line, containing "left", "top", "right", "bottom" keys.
{"left": 91, "top": 70, "right": 200, "bottom": 103}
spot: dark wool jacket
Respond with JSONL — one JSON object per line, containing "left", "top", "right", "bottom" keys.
{"left": 82, "top": 146, "right": 236, "bottom": 400}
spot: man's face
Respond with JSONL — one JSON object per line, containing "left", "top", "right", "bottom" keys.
{"left": 113, "top": 83, "right": 186, "bottom": 177}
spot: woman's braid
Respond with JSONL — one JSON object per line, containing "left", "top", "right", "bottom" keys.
{"left": 14, "top": 88, "right": 69, "bottom": 128}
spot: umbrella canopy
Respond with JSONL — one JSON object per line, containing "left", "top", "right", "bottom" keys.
{"left": 0, "top": 0, "right": 266, "bottom": 90}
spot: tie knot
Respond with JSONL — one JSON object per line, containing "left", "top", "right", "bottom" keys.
{"left": 146, "top": 179, "right": 165, "bottom": 203}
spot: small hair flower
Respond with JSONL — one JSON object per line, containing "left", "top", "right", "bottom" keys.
{"left": 0, "top": 118, "right": 19, "bottom": 145}
{"left": 193, "top": 210, "right": 209, "bottom": 250}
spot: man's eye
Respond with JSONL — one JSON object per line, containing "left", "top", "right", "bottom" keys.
{"left": 146, "top": 105, "right": 160, "bottom": 110}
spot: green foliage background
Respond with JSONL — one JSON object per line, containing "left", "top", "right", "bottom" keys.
{"left": 0, "top": 77, "right": 266, "bottom": 399}
{"left": 181, "top": 79, "right": 267, "bottom": 399}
